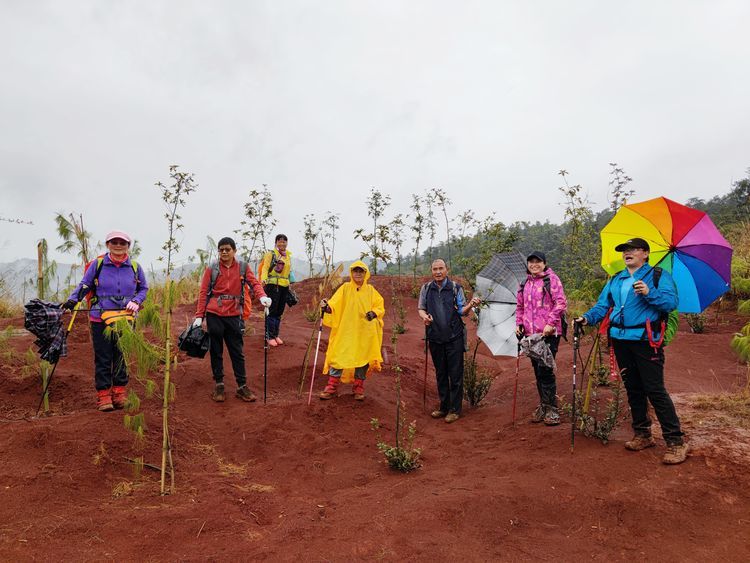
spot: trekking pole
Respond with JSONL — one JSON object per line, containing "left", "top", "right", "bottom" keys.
{"left": 306, "top": 307, "right": 326, "bottom": 405}
{"left": 571, "top": 320, "right": 583, "bottom": 452}
{"left": 263, "top": 306, "right": 269, "bottom": 404}
{"left": 36, "top": 302, "right": 82, "bottom": 415}
{"left": 423, "top": 325, "right": 429, "bottom": 413}
{"left": 512, "top": 326, "right": 524, "bottom": 426}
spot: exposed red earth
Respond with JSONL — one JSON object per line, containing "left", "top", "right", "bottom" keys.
{"left": 1, "top": 276, "right": 749, "bottom": 561}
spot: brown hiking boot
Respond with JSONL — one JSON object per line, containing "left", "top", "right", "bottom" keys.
{"left": 235, "top": 385, "right": 257, "bottom": 402}
{"left": 530, "top": 404, "right": 546, "bottom": 423}
{"left": 111, "top": 386, "right": 127, "bottom": 410}
{"left": 625, "top": 435, "right": 656, "bottom": 451}
{"left": 662, "top": 443, "right": 689, "bottom": 465}
{"left": 444, "top": 413, "right": 460, "bottom": 424}
{"left": 430, "top": 410, "right": 446, "bottom": 419}
{"left": 96, "top": 389, "right": 114, "bottom": 412}
{"left": 211, "top": 383, "right": 226, "bottom": 402}
{"left": 543, "top": 407, "right": 561, "bottom": 426}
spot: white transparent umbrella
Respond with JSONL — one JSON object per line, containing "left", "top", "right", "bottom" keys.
{"left": 475, "top": 252, "right": 527, "bottom": 357}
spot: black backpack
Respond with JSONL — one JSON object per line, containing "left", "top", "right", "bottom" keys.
{"left": 519, "top": 275, "right": 568, "bottom": 340}
{"left": 178, "top": 324, "right": 210, "bottom": 358}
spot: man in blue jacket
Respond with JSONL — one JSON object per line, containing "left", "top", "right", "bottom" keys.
{"left": 576, "top": 238, "right": 688, "bottom": 464}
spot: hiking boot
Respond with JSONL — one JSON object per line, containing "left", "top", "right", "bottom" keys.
{"left": 353, "top": 380, "right": 365, "bottom": 401}
{"left": 544, "top": 406, "right": 561, "bottom": 426}
{"left": 96, "top": 389, "right": 114, "bottom": 412}
{"left": 235, "top": 385, "right": 257, "bottom": 402}
{"left": 430, "top": 410, "right": 447, "bottom": 419}
{"left": 319, "top": 377, "right": 339, "bottom": 400}
{"left": 445, "top": 413, "right": 460, "bottom": 424}
{"left": 662, "top": 443, "right": 689, "bottom": 465}
{"left": 212, "top": 383, "right": 226, "bottom": 403}
{"left": 625, "top": 435, "right": 656, "bottom": 451}
{"left": 111, "top": 386, "right": 127, "bottom": 410}
{"left": 531, "top": 404, "right": 546, "bottom": 423}
{"left": 275, "top": 337, "right": 284, "bottom": 345}
{"left": 268, "top": 338, "right": 278, "bottom": 347}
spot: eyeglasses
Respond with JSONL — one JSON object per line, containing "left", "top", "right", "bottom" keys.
{"left": 108, "top": 239, "right": 129, "bottom": 246}
{"left": 218, "top": 247, "right": 234, "bottom": 253}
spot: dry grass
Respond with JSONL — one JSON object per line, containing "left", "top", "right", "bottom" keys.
{"left": 217, "top": 460, "right": 247, "bottom": 477}
{"left": 691, "top": 392, "right": 750, "bottom": 428}
{"left": 233, "top": 483, "right": 275, "bottom": 493}
{"left": 111, "top": 481, "right": 134, "bottom": 498}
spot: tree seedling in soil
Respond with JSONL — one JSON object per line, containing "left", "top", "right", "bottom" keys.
{"left": 154, "top": 164, "right": 197, "bottom": 495}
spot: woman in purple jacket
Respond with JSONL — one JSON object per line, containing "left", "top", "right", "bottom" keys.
{"left": 515, "top": 251, "right": 568, "bottom": 425}
{"left": 63, "top": 231, "right": 149, "bottom": 411}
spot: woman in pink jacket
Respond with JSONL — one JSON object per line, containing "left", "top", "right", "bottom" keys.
{"left": 515, "top": 251, "right": 568, "bottom": 425}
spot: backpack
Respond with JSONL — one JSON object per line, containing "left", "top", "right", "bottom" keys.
{"left": 519, "top": 275, "right": 568, "bottom": 340}
{"left": 84, "top": 255, "right": 140, "bottom": 308}
{"left": 206, "top": 260, "right": 252, "bottom": 320}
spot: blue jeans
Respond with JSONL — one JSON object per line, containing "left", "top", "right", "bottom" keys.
{"left": 328, "top": 364, "right": 368, "bottom": 380}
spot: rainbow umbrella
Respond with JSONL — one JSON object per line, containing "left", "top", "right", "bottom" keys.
{"left": 600, "top": 197, "right": 732, "bottom": 313}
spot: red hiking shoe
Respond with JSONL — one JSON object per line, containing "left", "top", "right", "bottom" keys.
{"left": 97, "top": 389, "right": 114, "bottom": 412}
{"left": 319, "top": 377, "right": 339, "bottom": 400}
{"left": 353, "top": 380, "right": 365, "bottom": 401}
{"left": 111, "top": 386, "right": 127, "bottom": 409}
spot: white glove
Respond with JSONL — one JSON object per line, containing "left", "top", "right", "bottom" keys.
{"left": 260, "top": 296, "right": 272, "bottom": 308}
{"left": 192, "top": 317, "right": 203, "bottom": 329}
{"left": 125, "top": 301, "right": 140, "bottom": 313}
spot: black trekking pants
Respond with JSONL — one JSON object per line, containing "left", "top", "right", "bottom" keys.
{"left": 206, "top": 313, "right": 246, "bottom": 387}
{"left": 612, "top": 339, "right": 684, "bottom": 445}
{"left": 530, "top": 335, "right": 560, "bottom": 408}
{"left": 91, "top": 321, "right": 128, "bottom": 391}
{"left": 263, "top": 284, "right": 288, "bottom": 339}
{"left": 429, "top": 336, "right": 464, "bottom": 414}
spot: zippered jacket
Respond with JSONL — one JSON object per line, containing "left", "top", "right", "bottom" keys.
{"left": 196, "top": 259, "right": 266, "bottom": 318}
{"left": 69, "top": 254, "right": 148, "bottom": 322}
{"left": 515, "top": 268, "right": 567, "bottom": 336}
{"left": 582, "top": 263, "right": 677, "bottom": 341}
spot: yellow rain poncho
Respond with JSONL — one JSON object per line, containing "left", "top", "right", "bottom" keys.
{"left": 323, "top": 261, "right": 385, "bottom": 383}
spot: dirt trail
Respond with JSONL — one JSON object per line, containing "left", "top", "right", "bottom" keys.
{"left": 1, "top": 276, "right": 749, "bottom": 561}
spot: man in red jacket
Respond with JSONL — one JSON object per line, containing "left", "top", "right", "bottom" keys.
{"left": 193, "top": 237, "right": 271, "bottom": 402}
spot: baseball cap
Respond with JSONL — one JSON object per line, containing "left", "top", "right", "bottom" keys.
{"left": 615, "top": 238, "right": 650, "bottom": 252}
{"left": 526, "top": 250, "right": 547, "bottom": 263}
{"left": 105, "top": 230, "right": 131, "bottom": 244}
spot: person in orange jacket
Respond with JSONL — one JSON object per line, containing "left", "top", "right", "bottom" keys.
{"left": 193, "top": 237, "right": 271, "bottom": 403}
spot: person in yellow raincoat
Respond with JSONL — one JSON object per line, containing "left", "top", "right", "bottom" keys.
{"left": 318, "top": 261, "right": 384, "bottom": 401}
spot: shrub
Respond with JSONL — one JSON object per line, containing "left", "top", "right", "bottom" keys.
{"left": 370, "top": 417, "right": 421, "bottom": 473}
{"left": 560, "top": 377, "right": 627, "bottom": 444}
{"left": 686, "top": 313, "right": 706, "bottom": 333}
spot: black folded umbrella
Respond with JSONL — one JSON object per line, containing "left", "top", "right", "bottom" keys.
{"left": 24, "top": 299, "right": 68, "bottom": 364}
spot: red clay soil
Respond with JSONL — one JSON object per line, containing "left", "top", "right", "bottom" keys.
{"left": 1, "top": 276, "right": 749, "bottom": 561}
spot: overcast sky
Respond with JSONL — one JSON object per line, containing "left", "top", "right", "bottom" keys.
{"left": 1, "top": 1, "right": 749, "bottom": 269}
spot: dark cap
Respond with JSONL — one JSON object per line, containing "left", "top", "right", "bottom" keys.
{"left": 615, "top": 238, "right": 650, "bottom": 252}
{"left": 526, "top": 250, "right": 547, "bottom": 263}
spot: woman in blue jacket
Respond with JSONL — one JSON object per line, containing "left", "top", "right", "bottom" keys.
{"left": 577, "top": 238, "right": 687, "bottom": 465}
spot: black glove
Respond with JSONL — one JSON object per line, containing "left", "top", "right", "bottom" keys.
{"left": 61, "top": 299, "right": 77, "bottom": 311}
{"left": 365, "top": 311, "right": 376, "bottom": 321}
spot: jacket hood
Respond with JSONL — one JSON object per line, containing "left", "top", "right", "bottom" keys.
{"left": 349, "top": 260, "right": 371, "bottom": 284}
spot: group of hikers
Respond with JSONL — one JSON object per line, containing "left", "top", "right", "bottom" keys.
{"left": 61, "top": 229, "right": 689, "bottom": 465}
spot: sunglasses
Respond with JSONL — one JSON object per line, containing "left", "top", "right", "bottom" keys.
{"left": 218, "top": 247, "right": 234, "bottom": 253}
{"left": 108, "top": 239, "right": 129, "bottom": 246}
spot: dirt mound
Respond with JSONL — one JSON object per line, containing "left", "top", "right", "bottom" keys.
{"left": 1, "top": 277, "right": 749, "bottom": 560}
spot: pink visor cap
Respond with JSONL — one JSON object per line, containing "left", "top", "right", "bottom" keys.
{"left": 105, "top": 230, "right": 132, "bottom": 244}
